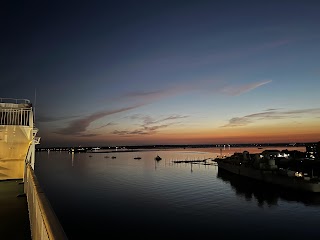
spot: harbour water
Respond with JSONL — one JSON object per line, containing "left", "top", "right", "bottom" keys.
{"left": 35, "top": 147, "right": 320, "bottom": 239}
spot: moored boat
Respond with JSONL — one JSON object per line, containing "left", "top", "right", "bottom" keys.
{"left": 215, "top": 150, "right": 320, "bottom": 193}
{"left": 69, "top": 147, "right": 87, "bottom": 153}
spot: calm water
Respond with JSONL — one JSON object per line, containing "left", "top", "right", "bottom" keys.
{"left": 35, "top": 147, "right": 320, "bottom": 239}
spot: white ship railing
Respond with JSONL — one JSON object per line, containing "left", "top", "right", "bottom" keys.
{"left": 0, "top": 98, "right": 30, "bottom": 104}
{"left": 24, "top": 164, "right": 68, "bottom": 240}
{"left": 34, "top": 136, "right": 41, "bottom": 145}
{"left": 0, "top": 108, "right": 32, "bottom": 126}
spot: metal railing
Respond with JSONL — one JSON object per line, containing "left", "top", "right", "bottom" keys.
{"left": 0, "top": 98, "right": 30, "bottom": 104}
{"left": 24, "top": 164, "right": 68, "bottom": 240}
{"left": 0, "top": 108, "right": 31, "bottom": 126}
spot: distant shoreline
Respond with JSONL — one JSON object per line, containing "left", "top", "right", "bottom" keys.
{"left": 37, "top": 142, "right": 314, "bottom": 150}
{"left": 37, "top": 145, "right": 307, "bottom": 155}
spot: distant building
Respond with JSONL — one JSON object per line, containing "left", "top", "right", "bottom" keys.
{"left": 306, "top": 142, "right": 320, "bottom": 160}
{"left": 242, "top": 151, "right": 250, "bottom": 160}
{"left": 261, "top": 150, "right": 281, "bottom": 160}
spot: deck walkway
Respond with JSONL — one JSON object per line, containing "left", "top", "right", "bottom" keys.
{"left": 0, "top": 180, "right": 31, "bottom": 240}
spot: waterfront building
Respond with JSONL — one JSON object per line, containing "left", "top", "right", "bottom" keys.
{"left": 306, "top": 142, "right": 320, "bottom": 160}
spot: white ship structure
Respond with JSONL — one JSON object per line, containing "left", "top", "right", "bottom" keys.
{"left": 0, "top": 97, "right": 67, "bottom": 239}
{"left": 0, "top": 98, "right": 40, "bottom": 179}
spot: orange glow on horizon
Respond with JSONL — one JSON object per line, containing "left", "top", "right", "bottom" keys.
{"left": 40, "top": 120, "right": 320, "bottom": 147}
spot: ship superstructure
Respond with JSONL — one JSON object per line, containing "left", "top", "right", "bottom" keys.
{"left": 0, "top": 97, "right": 40, "bottom": 180}
{"left": 0, "top": 97, "right": 68, "bottom": 239}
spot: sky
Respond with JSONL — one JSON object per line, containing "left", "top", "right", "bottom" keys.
{"left": 1, "top": 0, "right": 320, "bottom": 147}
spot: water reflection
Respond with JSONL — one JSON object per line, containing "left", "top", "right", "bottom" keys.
{"left": 71, "top": 152, "right": 74, "bottom": 167}
{"left": 36, "top": 149, "right": 320, "bottom": 239}
{"left": 217, "top": 168, "right": 320, "bottom": 207}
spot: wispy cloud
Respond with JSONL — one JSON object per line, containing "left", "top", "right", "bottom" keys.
{"left": 139, "top": 114, "right": 188, "bottom": 125}
{"left": 112, "top": 114, "right": 189, "bottom": 136}
{"left": 222, "top": 108, "right": 320, "bottom": 127}
{"left": 53, "top": 78, "right": 273, "bottom": 136}
{"left": 54, "top": 104, "right": 142, "bottom": 136}
{"left": 47, "top": 79, "right": 275, "bottom": 139}
{"left": 120, "top": 78, "right": 271, "bottom": 107}
{"left": 112, "top": 124, "right": 171, "bottom": 136}
{"left": 118, "top": 41, "right": 286, "bottom": 100}
{"left": 36, "top": 114, "right": 79, "bottom": 123}
{"left": 220, "top": 80, "right": 272, "bottom": 96}
{"left": 93, "top": 122, "right": 117, "bottom": 130}
{"left": 123, "top": 86, "right": 194, "bottom": 105}
{"left": 78, "top": 133, "right": 100, "bottom": 138}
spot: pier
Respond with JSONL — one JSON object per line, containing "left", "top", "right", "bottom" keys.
{"left": 172, "top": 158, "right": 215, "bottom": 165}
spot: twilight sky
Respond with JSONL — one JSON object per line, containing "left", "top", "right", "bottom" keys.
{"left": 1, "top": 0, "right": 320, "bottom": 147}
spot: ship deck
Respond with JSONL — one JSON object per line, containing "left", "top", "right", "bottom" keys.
{"left": 0, "top": 180, "right": 31, "bottom": 239}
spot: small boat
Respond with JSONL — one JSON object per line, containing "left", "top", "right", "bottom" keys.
{"left": 155, "top": 155, "right": 162, "bottom": 161}
{"left": 91, "top": 147, "right": 101, "bottom": 151}
{"left": 111, "top": 156, "right": 116, "bottom": 159}
{"left": 134, "top": 157, "right": 141, "bottom": 159}
{"left": 69, "top": 147, "right": 87, "bottom": 153}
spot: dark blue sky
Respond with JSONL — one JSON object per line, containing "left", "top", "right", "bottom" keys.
{"left": 1, "top": 0, "right": 320, "bottom": 147}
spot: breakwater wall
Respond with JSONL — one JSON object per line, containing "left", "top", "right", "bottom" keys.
{"left": 24, "top": 164, "right": 68, "bottom": 240}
